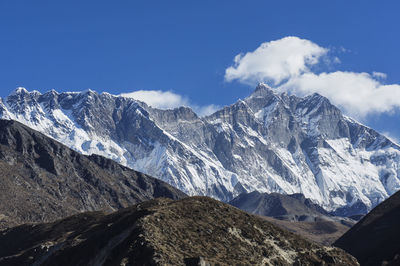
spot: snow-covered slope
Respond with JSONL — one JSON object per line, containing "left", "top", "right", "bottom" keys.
{"left": 1, "top": 84, "right": 399, "bottom": 215}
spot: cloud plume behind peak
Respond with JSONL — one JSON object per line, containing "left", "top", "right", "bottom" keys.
{"left": 120, "top": 90, "right": 219, "bottom": 117}
{"left": 225, "top": 36, "right": 400, "bottom": 118}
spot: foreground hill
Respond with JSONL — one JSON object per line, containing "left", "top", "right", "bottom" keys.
{"left": 0, "top": 197, "right": 358, "bottom": 265}
{"left": 0, "top": 119, "right": 186, "bottom": 229}
{"left": 1, "top": 85, "right": 399, "bottom": 215}
{"left": 334, "top": 190, "right": 400, "bottom": 265}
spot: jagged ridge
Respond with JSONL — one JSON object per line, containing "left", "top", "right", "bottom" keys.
{"left": 1, "top": 84, "right": 399, "bottom": 215}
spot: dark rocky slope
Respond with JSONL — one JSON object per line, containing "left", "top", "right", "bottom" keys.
{"left": 334, "top": 190, "right": 400, "bottom": 265}
{"left": 229, "top": 191, "right": 355, "bottom": 246}
{"left": 0, "top": 119, "right": 186, "bottom": 229}
{"left": 229, "top": 191, "right": 329, "bottom": 221}
{"left": 0, "top": 196, "right": 358, "bottom": 266}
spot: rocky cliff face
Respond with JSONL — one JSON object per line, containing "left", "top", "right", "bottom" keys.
{"left": 1, "top": 85, "right": 399, "bottom": 215}
{"left": 0, "top": 197, "right": 358, "bottom": 266}
{"left": 0, "top": 119, "right": 186, "bottom": 229}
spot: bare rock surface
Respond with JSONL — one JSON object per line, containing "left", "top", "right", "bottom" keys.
{"left": 0, "top": 119, "right": 186, "bottom": 229}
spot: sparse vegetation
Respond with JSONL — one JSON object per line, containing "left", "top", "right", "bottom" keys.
{"left": 0, "top": 197, "right": 358, "bottom": 265}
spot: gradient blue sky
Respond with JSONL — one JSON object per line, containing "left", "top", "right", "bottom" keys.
{"left": 0, "top": 1, "right": 399, "bottom": 141}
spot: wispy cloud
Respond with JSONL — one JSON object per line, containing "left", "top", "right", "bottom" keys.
{"left": 120, "top": 90, "right": 219, "bottom": 116}
{"left": 225, "top": 36, "right": 400, "bottom": 119}
{"left": 383, "top": 131, "right": 399, "bottom": 145}
{"left": 372, "top": 71, "right": 387, "bottom": 80}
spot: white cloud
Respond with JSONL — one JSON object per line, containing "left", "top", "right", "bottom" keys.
{"left": 120, "top": 90, "right": 189, "bottom": 109}
{"left": 280, "top": 71, "right": 400, "bottom": 118}
{"left": 333, "top": 57, "right": 341, "bottom": 64}
{"left": 225, "top": 36, "right": 328, "bottom": 85}
{"left": 120, "top": 90, "right": 219, "bottom": 117}
{"left": 372, "top": 71, "right": 387, "bottom": 79}
{"left": 225, "top": 36, "right": 400, "bottom": 118}
{"left": 193, "top": 104, "right": 220, "bottom": 117}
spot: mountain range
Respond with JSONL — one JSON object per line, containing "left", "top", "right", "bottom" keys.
{"left": 1, "top": 84, "right": 399, "bottom": 216}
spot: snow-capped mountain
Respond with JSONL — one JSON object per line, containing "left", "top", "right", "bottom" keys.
{"left": 1, "top": 84, "right": 399, "bottom": 215}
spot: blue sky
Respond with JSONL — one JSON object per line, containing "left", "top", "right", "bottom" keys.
{"left": 0, "top": 1, "right": 399, "bottom": 141}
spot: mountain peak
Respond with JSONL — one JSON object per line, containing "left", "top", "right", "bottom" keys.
{"left": 251, "top": 83, "right": 276, "bottom": 97}
{"left": 10, "top": 87, "right": 29, "bottom": 96}
{"left": 81, "top": 88, "right": 96, "bottom": 95}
